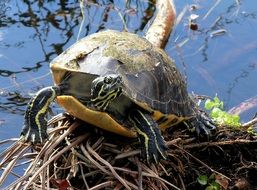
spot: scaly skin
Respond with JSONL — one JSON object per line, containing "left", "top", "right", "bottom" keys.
{"left": 21, "top": 86, "right": 60, "bottom": 144}
{"left": 21, "top": 1, "right": 216, "bottom": 164}
{"left": 128, "top": 109, "right": 167, "bottom": 164}
{"left": 90, "top": 74, "right": 167, "bottom": 163}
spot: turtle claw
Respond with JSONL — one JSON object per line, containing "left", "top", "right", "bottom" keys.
{"left": 21, "top": 86, "right": 58, "bottom": 145}
{"left": 187, "top": 111, "right": 217, "bottom": 139}
{"left": 129, "top": 109, "right": 167, "bottom": 164}
{"left": 138, "top": 127, "right": 167, "bottom": 164}
{"left": 20, "top": 126, "right": 48, "bottom": 144}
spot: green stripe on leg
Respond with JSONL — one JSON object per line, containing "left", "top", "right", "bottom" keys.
{"left": 128, "top": 109, "right": 167, "bottom": 164}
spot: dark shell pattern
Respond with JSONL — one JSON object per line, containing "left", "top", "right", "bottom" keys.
{"left": 51, "top": 30, "right": 196, "bottom": 117}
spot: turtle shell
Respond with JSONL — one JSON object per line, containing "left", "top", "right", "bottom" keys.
{"left": 50, "top": 30, "right": 196, "bottom": 136}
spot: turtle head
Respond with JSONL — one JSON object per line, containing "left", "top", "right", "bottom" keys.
{"left": 91, "top": 74, "right": 123, "bottom": 110}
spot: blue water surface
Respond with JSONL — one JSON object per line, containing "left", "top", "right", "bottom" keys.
{"left": 0, "top": 0, "right": 257, "bottom": 187}
{"left": 0, "top": 0, "right": 256, "bottom": 139}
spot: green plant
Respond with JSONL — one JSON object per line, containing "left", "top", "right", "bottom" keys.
{"left": 197, "top": 174, "right": 221, "bottom": 190}
{"left": 204, "top": 96, "right": 241, "bottom": 127}
{"left": 247, "top": 126, "right": 257, "bottom": 136}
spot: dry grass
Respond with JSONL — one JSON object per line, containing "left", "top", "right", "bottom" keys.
{"left": 1, "top": 113, "right": 257, "bottom": 190}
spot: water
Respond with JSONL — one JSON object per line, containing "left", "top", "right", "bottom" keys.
{"left": 0, "top": 0, "right": 257, "bottom": 187}
{"left": 0, "top": 0, "right": 256, "bottom": 141}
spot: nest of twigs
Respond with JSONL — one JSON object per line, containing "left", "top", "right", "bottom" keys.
{"left": 0, "top": 113, "right": 257, "bottom": 190}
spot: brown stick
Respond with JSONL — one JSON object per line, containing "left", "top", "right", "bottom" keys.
{"left": 145, "top": 0, "right": 176, "bottom": 48}
{"left": 183, "top": 139, "right": 257, "bottom": 149}
{"left": 173, "top": 144, "right": 231, "bottom": 181}
{"left": 242, "top": 117, "right": 257, "bottom": 128}
{"left": 23, "top": 133, "right": 89, "bottom": 189}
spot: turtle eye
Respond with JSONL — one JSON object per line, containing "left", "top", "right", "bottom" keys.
{"left": 104, "top": 76, "right": 112, "bottom": 84}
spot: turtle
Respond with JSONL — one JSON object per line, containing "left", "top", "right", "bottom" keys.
{"left": 21, "top": 0, "right": 216, "bottom": 164}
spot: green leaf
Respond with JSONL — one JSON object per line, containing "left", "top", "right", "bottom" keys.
{"left": 197, "top": 175, "right": 208, "bottom": 185}
{"left": 210, "top": 107, "right": 222, "bottom": 118}
{"left": 231, "top": 115, "right": 240, "bottom": 126}
{"left": 205, "top": 99, "right": 214, "bottom": 110}
{"left": 205, "top": 186, "right": 215, "bottom": 190}
{"left": 208, "top": 173, "right": 215, "bottom": 180}
{"left": 213, "top": 96, "right": 219, "bottom": 104}
{"left": 204, "top": 95, "right": 241, "bottom": 128}
{"left": 210, "top": 181, "right": 221, "bottom": 190}
{"left": 213, "top": 96, "right": 223, "bottom": 109}
{"left": 247, "top": 127, "right": 257, "bottom": 136}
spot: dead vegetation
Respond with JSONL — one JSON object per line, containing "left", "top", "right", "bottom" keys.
{"left": 0, "top": 113, "right": 257, "bottom": 190}
{"left": 0, "top": 0, "right": 256, "bottom": 189}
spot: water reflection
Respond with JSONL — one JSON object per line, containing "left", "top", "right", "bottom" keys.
{"left": 0, "top": 91, "right": 28, "bottom": 114}
{"left": 0, "top": 0, "right": 11, "bottom": 27}
{"left": 168, "top": 0, "right": 257, "bottom": 116}
{"left": 0, "top": 0, "right": 154, "bottom": 117}
{"left": 0, "top": 0, "right": 256, "bottom": 135}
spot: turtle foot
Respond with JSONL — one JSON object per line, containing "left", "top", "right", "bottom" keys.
{"left": 186, "top": 111, "right": 217, "bottom": 139}
{"left": 20, "top": 126, "right": 48, "bottom": 144}
{"left": 128, "top": 109, "right": 167, "bottom": 164}
{"left": 139, "top": 130, "right": 167, "bottom": 164}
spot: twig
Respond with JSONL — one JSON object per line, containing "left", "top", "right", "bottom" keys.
{"left": 77, "top": 0, "right": 86, "bottom": 41}
{"left": 0, "top": 145, "right": 30, "bottom": 186}
{"left": 242, "top": 118, "right": 257, "bottom": 128}
{"left": 173, "top": 144, "right": 231, "bottom": 181}
{"left": 203, "top": 0, "right": 221, "bottom": 20}
{"left": 140, "top": 164, "right": 180, "bottom": 190}
{"left": 178, "top": 174, "right": 186, "bottom": 190}
{"left": 80, "top": 144, "right": 111, "bottom": 175}
{"left": 88, "top": 181, "right": 114, "bottom": 190}
{"left": 136, "top": 157, "right": 143, "bottom": 190}
{"left": 113, "top": 6, "right": 128, "bottom": 32}
{"left": 23, "top": 133, "right": 89, "bottom": 189}
{"left": 115, "top": 150, "right": 140, "bottom": 160}
{"left": 166, "top": 138, "right": 182, "bottom": 147}
{"left": 4, "top": 173, "right": 32, "bottom": 190}
{"left": 79, "top": 163, "right": 89, "bottom": 189}
{"left": 0, "top": 141, "right": 26, "bottom": 167}
{"left": 0, "top": 138, "right": 19, "bottom": 146}
{"left": 86, "top": 140, "right": 133, "bottom": 190}
{"left": 183, "top": 139, "right": 257, "bottom": 149}
{"left": 24, "top": 121, "right": 80, "bottom": 178}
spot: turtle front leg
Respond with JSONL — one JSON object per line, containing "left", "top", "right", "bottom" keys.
{"left": 128, "top": 109, "right": 167, "bottom": 164}
{"left": 21, "top": 86, "right": 60, "bottom": 144}
{"left": 186, "top": 110, "right": 217, "bottom": 138}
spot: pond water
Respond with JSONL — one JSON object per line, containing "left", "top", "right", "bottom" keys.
{"left": 0, "top": 0, "right": 256, "bottom": 141}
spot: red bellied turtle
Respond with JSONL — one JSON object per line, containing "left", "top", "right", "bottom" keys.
{"left": 21, "top": 0, "right": 216, "bottom": 163}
